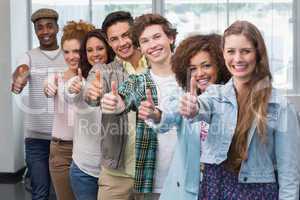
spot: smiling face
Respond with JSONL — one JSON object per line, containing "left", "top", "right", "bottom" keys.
{"left": 139, "top": 24, "right": 173, "bottom": 65}
{"left": 86, "top": 36, "right": 108, "bottom": 65}
{"left": 34, "top": 18, "right": 58, "bottom": 50}
{"left": 189, "top": 51, "right": 218, "bottom": 93}
{"left": 63, "top": 39, "right": 80, "bottom": 70}
{"left": 106, "top": 22, "right": 134, "bottom": 61}
{"left": 223, "top": 34, "right": 257, "bottom": 84}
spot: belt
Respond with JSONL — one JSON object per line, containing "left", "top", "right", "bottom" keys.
{"left": 51, "top": 137, "right": 73, "bottom": 144}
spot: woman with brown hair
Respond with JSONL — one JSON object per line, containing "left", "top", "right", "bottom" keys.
{"left": 64, "top": 28, "right": 115, "bottom": 200}
{"left": 180, "top": 20, "right": 300, "bottom": 200}
{"left": 67, "top": 29, "right": 115, "bottom": 94}
{"left": 79, "top": 29, "right": 115, "bottom": 78}
{"left": 172, "top": 33, "right": 231, "bottom": 94}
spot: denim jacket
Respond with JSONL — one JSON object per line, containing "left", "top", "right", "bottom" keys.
{"left": 152, "top": 79, "right": 300, "bottom": 200}
{"left": 149, "top": 89, "right": 200, "bottom": 200}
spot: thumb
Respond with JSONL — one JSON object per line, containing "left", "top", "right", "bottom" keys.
{"left": 95, "top": 70, "right": 101, "bottom": 81}
{"left": 54, "top": 74, "right": 58, "bottom": 86}
{"left": 146, "top": 89, "right": 154, "bottom": 105}
{"left": 111, "top": 81, "right": 117, "bottom": 96}
{"left": 19, "top": 66, "right": 27, "bottom": 73}
{"left": 77, "top": 68, "right": 83, "bottom": 81}
{"left": 19, "top": 65, "right": 29, "bottom": 77}
{"left": 190, "top": 76, "right": 197, "bottom": 96}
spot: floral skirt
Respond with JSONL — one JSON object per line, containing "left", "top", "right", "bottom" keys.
{"left": 199, "top": 164, "right": 278, "bottom": 200}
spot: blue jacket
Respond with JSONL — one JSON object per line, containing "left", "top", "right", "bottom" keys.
{"left": 152, "top": 79, "right": 300, "bottom": 200}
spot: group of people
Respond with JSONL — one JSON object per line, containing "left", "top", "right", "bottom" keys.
{"left": 11, "top": 7, "right": 300, "bottom": 200}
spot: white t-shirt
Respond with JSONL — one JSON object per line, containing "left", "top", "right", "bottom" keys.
{"left": 150, "top": 70, "right": 179, "bottom": 193}
{"left": 65, "top": 77, "right": 102, "bottom": 178}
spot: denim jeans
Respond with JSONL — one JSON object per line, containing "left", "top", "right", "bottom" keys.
{"left": 69, "top": 161, "right": 98, "bottom": 200}
{"left": 25, "top": 138, "right": 51, "bottom": 200}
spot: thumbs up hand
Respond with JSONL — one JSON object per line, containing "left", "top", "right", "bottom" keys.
{"left": 111, "top": 80, "right": 117, "bottom": 96}
{"left": 11, "top": 65, "right": 29, "bottom": 94}
{"left": 77, "top": 67, "right": 83, "bottom": 82}
{"left": 101, "top": 81, "right": 125, "bottom": 114}
{"left": 86, "top": 70, "right": 103, "bottom": 101}
{"left": 138, "top": 89, "right": 161, "bottom": 123}
{"left": 44, "top": 73, "right": 58, "bottom": 97}
{"left": 179, "top": 76, "right": 199, "bottom": 118}
{"left": 69, "top": 68, "right": 83, "bottom": 94}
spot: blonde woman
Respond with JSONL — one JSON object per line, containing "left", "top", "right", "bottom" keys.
{"left": 44, "top": 20, "right": 94, "bottom": 200}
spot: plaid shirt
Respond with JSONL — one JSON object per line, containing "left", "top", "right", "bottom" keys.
{"left": 118, "top": 69, "right": 158, "bottom": 193}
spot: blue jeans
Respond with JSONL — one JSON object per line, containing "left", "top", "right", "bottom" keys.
{"left": 69, "top": 161, "right": 98, "bottom": 200}
{"left": 25, "top": 138, "right": 51, "bottom": 200}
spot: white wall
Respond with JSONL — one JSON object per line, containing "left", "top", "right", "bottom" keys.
{"left": 0, "top": 0, "right": 14, "bottom": 173}
{"left": 11, "top": 0, "right": 30, "bottom": 173}
{"left": 0, "top": 0, "right": 29, "bottom": 173}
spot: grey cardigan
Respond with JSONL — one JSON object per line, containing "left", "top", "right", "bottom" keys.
{"left": 85, "top": 59, "right": 129, "bottom": 170}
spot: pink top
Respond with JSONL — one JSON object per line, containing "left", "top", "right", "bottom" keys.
{"left": 51, "top": 73, "right": 74, "bottom": 141}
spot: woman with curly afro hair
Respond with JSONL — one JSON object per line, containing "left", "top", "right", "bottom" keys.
{"left": 171, "top": 33, "right": 231, "bottom": 94}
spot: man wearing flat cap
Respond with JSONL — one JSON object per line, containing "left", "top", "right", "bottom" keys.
{"left": 11, "top": 8, "right": 65, "bottom": 200}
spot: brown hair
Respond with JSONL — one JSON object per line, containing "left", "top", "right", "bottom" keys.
{"left": 131, "top": 13, "right": 177, "bottom": 51}
{"left": 101, "top": 11, "right": 134, "bottom": 36}
{"left": 223, "top": 20, "right": 272, "bottom": 158}
{"left": 79, "top": 29, "right": 115, "bottom": 78}
{"left": 61, "top": 20, "right": 95, "bottom": 47}
{"left": 172, "top": 34, "right": 231, "bottom": 93}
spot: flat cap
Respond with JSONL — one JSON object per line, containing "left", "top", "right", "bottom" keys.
{"left": 31, "top": 8, "right": 59, "bottom": 23}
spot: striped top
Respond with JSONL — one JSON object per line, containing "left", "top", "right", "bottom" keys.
{"left": 23, "top": 48, "right": 66, "bottom": 136}
{"left": 51, "top": 73, "right": 74, "bottom": 140}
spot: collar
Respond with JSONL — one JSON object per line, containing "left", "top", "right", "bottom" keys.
{"left": 115, "top": 56, "right": 148, "bottom": 75}
{"left": 222, "top": 78, "right": 285, "bottom": 106}
{"left": 221, "top": 78, "right": 238, "bottom": 106}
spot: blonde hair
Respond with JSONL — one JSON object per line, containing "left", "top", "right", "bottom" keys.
{"left": 61, "top": 20, "right": 95, "bottom": 47}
